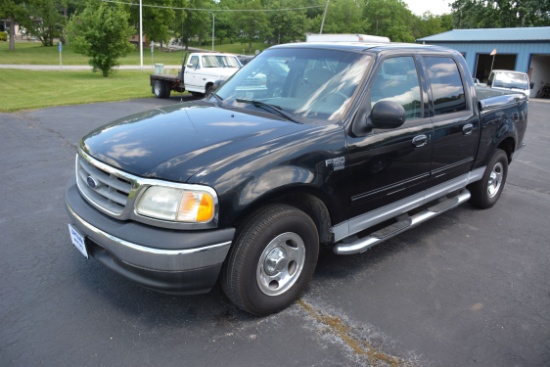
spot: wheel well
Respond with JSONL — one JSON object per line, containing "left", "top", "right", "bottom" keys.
{"left": 234, "top": 190, "right": 334, "bottom": 246}
{"left": 498, "top": 137, "right": 515, "bottom": 163}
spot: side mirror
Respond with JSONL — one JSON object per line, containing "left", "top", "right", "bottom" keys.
{"left": 370, "top": 101, "right": 406, "bottom": 129}
{"left": 530, "top": 82, "right": 535, "bottom": 90}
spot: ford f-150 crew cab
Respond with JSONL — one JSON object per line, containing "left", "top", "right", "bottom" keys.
{"left": 66, "top": 42, "right": 527, "bottom": 315}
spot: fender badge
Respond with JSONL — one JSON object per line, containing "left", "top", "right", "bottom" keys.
{"left": 325, "top": 157, "right": 346, "bottom": 171}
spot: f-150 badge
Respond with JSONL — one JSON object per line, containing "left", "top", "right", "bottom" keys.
{"left": 325, "top": 157, "right": 346, "bottom": 171}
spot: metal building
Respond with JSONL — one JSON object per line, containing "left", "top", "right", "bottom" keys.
{"left": 417, "top": 27, "right": 550, "bottom": 98}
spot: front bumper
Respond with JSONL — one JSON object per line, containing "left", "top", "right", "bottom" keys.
{"left": 65, "top": 181, "right": 235, "bottom": 294}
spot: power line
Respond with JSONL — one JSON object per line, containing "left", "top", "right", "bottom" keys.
{"left": 101, "top": 0, "right": 324, "bottom": 12}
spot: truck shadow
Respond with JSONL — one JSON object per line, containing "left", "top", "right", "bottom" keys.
{"left": 73, "top": 206, "right": 466, "bottom": 326}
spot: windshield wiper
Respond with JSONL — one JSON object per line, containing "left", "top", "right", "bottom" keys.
{"left": 236, "top": 99, "right": 300, "bottom": 123}
{"left": 212, "top": 92, "right": 224, "bottom": 106}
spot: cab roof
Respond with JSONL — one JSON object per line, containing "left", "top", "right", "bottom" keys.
{"left": 269, "top": 41, "right": 454, "bottom": 55}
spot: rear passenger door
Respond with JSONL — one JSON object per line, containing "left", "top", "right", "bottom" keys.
{"left": 422, "top": 56, "right": 480, "bottom": 187}
{"left": 346, "top": 55, "right": 433, "bottom": 217}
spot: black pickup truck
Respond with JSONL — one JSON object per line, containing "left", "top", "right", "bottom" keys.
{"left": 66, "top": 42, "right": 527, "bottom": 315}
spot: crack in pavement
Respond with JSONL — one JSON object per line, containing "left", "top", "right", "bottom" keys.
{"left": 298, "top": 299, "right": 423, "bottom": 367}
{"left": 21, "top": 113, "right": 79, "bottom": 151}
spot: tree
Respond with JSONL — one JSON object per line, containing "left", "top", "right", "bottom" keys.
{"left": 173, "top": 0, "right": 211, "bottom": 49}
{"left": 451, "top": 0, "right": 550, "bottom": 28}
{"left": 0, "top": 0, "right": 27, "bottom": 50}
{"left": 170, "top": 0, "right": 187, "bottom": 47}
{"left": 363, "top": 0, "right": 416, "bottom": 42}
{"left": 128, "top": 0, "right": 175, "bottom": 46}
{"left": 67, "top": 0, "right": 134, "bottom": 77}
{"left": 308, "top": 0, "right": 367, "bottom": 34}
{"left": 267, "top": 0, "right": 307, "bottom": 44}
{"left": 233, "top": 0, "right": 270, "bottom": 53}
{"left": 18, "top": 0, "right": 66, "bottom": 46}
{"left": 412, "top": 12, "right": 453, "bottom": 40}
{"left": 211, "top": 1, "right": 240, "bottom": 45}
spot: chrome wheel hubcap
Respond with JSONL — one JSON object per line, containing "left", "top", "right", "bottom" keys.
{"left": 487, "top": 162, "right": 504, "bottom": 198}
{"left": 257, "top": 232, "right": 306, "bottom": 296}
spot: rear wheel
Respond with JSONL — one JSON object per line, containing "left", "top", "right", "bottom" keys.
{"left": 469, "top": 149, "right": 508, "bottom": 208}
{"left": 152, "top": 80, "right": 170, "bottom": 98}
{"left": 221, "top": 204, "right": 319, "bottom": 315}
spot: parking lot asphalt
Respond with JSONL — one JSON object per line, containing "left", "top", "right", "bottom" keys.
{"left": 1, "top": 97, "right": 549, "bottom": 367}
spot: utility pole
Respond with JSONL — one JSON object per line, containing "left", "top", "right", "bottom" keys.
{"left": 320, "top": 0, "right": 329, "bottom": 34}
{"left": 210, "top": 12, "right": 215, "bottom": 51}
{"left": 139, "top": 0, "right": 143, "bottom": 70}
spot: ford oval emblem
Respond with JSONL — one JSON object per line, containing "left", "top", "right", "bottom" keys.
{"left": 86, "top": 175, "right": 99, "bottom": 189}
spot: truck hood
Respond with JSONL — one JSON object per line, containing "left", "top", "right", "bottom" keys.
{"left": 81, "top": 102, "right": 307, "bottom": 182}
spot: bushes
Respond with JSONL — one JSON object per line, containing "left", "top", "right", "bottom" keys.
{"left": 0, "top": 32, "right": 7, "bottom": 42}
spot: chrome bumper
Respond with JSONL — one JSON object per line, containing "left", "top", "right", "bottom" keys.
{"left": 65, "top": 181, "right": 234, "bottom": 273}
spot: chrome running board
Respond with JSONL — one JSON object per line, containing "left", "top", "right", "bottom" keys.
{"left": 333, "top": 189, "right": 471, "bottom": 255}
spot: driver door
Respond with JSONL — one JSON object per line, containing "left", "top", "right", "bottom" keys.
{"left": 346, "top": 55, "right": 433, "bottom": 217}
{"left": 184, "top": 55, "right": 201, "bottom": 90}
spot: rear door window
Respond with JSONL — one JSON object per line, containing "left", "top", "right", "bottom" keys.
{"left": 424, "top": 57, "right": 467, "bottom": 115}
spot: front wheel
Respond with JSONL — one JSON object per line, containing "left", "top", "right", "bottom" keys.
{"left": 469, "top": 149, "right": 508, "bottom": 208}
{"left": 204, "top": 84, "right": 213, "bottom": 96}
{"left": 221, "top": 204, "right": 319, "bottom": 316}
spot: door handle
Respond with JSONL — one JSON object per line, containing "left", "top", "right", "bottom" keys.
{"left": 412, "top": 135, "right": 428, "bottom": 147}
{"left": 412, "top": 135, "right": 428, "bottom": 148}
{"left": 463, "top": 123, "right": 474, "bottom": 135}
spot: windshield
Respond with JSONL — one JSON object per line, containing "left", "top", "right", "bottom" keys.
{"left": 202, "top": 55, "right": 241, "bottom": 68}
{"left": 492, "top": 71, "right": 529, "bottom": 90}
{"left": 216, "top": 47, "right": 373, "bottom": 123}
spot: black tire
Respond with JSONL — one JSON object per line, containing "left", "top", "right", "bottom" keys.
{"left": 152, "top": 80, "right": 170, "bottom": 98}
{"left": 469, "top": 149, "right": 508, "bottom": 209}
{"left": 221, "top": 204, "right": 319, "bottom": 316}
{"left": 205, "top": 84, "right": 213, "bottom": 96}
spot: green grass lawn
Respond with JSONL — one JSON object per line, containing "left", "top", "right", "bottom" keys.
{"left": 0, "top": 41, "right": 269, "bottom": 65}
{"left": 0, "top": 41, "right": 269, "bottom": 112}
{"left": 0, "top": 41, "right": 187, "bottom": 65}
{"left": 0, "top": 69, "right": 163, "bottom": 112}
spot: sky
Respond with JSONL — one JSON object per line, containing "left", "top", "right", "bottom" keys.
{"left": 403, "top": 0, "right": 453, "bottom": 16}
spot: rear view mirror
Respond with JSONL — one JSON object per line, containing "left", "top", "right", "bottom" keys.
{"left": 370, "top": 101, "right": 406, "bottom": 129}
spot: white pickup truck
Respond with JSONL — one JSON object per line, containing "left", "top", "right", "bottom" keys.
{"left": 150, "top": 52, "right": 242, "bottom": 98}
{"left": 483, "top": 69, "right": 532, "bottom": 99}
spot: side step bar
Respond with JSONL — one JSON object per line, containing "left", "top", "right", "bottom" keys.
{"left": 333, "top": 189, "right": 471, "bottom": 255}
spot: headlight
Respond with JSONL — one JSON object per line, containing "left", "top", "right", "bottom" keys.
{"left": 136, "top": 186, "right": 215, "bottom": 223}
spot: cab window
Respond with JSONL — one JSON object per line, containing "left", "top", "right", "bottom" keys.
{"left": 188, "top": 56, "right": 199, "bottom": 69}
{"left": 370, "top": 57, "right": 422, "bottom": 120}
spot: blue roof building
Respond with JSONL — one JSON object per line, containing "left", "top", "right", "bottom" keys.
{"left": 417, "top": 27, "right": 550, "bottom": 97}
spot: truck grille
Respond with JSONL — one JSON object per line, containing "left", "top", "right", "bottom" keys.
{"left": 75, "top": 152, "right": 133, "bottom": 217}
{"left": 73, "top": 149, "right": 220, "bottom": 230}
